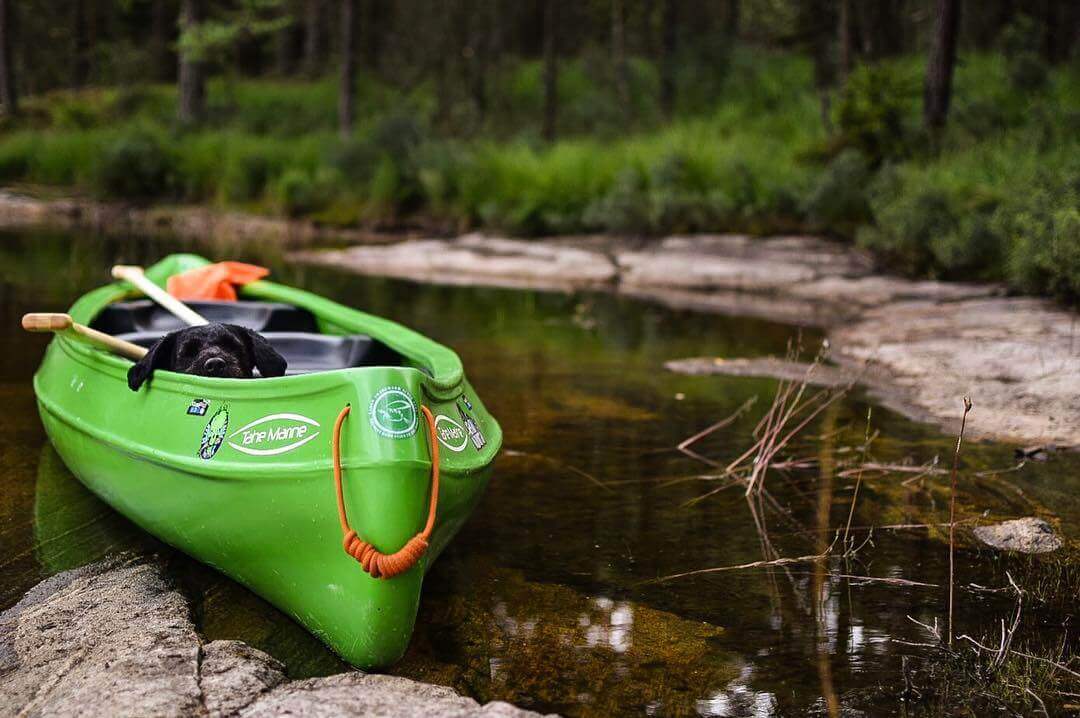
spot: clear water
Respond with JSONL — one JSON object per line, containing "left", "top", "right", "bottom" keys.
{"left": 1, "top": 228, "right": 1075, "bottom": 716}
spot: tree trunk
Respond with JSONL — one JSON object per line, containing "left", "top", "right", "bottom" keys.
{"left": 467, "top": 0, "right": 496, "bottom": 120}
{"left": 303, "top": 0, "right": 323, "bottom": 76}
{"left": 151, "top": 0, "right": 173, "bottom": 82}
{"left": 542, "top": 0, "right": 558, "bottom": 142}
{"left": 612, "top": 0, "right": 629, "bottom": 108}
{"left": 276, "top": 1, "right": 299, "bottom": 76}
{"left": 838, "top": 0, "right": 852, "bottom": 85}
{"left": 923, "top": 0, "right": 960, "bottom": 132}
{"left": 72, "top": 0, "right": 91, "bottom": 88}
{"left": 660, "top": 0, "right": 677, "bottom": 118}
{"left": 338, "top": 0, "right": 356, "bottom": 137}
{"left": 724, "top": 0, "right": 740, "bottom": 37}
{"left": 178, "top": 0, "right": 206, "bottom": 125}
{"left": 0, "top": 0, "right": 15, "bottom": 116}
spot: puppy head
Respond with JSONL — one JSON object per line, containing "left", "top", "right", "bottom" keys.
{"left": 127, "top": 323, "right": 287, "bottom": 391}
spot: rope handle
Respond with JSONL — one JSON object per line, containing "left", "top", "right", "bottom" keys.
{"left": 331, "top": 403, "right": 440, "bottom": 579}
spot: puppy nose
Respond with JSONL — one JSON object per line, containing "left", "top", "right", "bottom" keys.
{"left": 204, "top": 357, "right": 227, "bottom": 376}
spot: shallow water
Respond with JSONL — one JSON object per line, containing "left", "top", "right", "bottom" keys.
{"left": 1, "top": 228, "right": 1076, "bottom": 716}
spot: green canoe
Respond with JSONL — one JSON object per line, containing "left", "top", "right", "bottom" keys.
{"left": 31, "top": 254, "right": 501, "bottom": 668}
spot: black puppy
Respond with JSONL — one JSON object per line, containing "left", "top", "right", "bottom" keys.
{"left": 128, "top": 323, "right": 288, "bottom": 391}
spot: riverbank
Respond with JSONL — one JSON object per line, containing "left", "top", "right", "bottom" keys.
{"left": 0, "top": 557, "right": 547, "bottom": 717}
{"left": 296, "top": 233, "right": 1080, "bottom": 448}
{"left": 2, "top": 188, "right": 1077, "bottom": 447}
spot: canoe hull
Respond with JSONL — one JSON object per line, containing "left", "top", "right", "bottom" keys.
{"left": 33, "top": 256, "right": 500, "bottom": 669}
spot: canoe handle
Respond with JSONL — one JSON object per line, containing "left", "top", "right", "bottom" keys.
{"left": 331, "top": 404, "right": 440, "bottom": 580}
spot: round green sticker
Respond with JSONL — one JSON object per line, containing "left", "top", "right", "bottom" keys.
{"left": 368, "top": 386, "right": 418, "bottom": 439}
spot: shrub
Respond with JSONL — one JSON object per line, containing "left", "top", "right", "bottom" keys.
{"left": 835, "top": 64, "right": 917, "bottom": 163}
{"left": 274, "top": 169, "right": 316, "bottom": 217}
{"left": 859, "top": 185, "right": 959, "bottom": 277}
{"left": 583, "top": 164, "right": 653, "bottom": 234}
{"left": 801, "top": 149, "right": 872, "bottom": 233}
{"left": 94, "top": 132, "right": 174, "bottom": 199}
{"left": 997, "top": 167, "right": 1080, "bottom": 302}
{"left": 1000, "top": 14, "right": 1049, "bottom": 93}
{"left": 219, "top": 153, "right": 272, "bottom": 203}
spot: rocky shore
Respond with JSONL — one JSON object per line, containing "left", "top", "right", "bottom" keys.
{"left": 2, "top": 188, "right": 1077, "bottom": 446}
{"left": 296, "top": 234, "right": 1080, "bottom": 448}
{"left": 0, "top": 557, "right": 547, "bottom": 717}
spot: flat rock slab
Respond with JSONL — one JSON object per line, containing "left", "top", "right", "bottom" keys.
{"left": 0, "top": 558, "right": 547, "bottom": 718}
{"left": 241, "top": 673, "right": 537, "bottom": 717}
{"left": 831, "top": 297, "right": 1080, "bottom": 445}
{"left": 294, "top": 234, "right": 618, "bottom": 291}
{"left": 664, "top": 357, "right": 857, "bottom": 388}
{"left": 296, "top": 233, "right": 1079, "bottom": 446}
{"left": 973, "top": 518, "right": 1063, "bottom": 554}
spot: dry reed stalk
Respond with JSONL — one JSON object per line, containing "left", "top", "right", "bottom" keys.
{"left": 947, "top": 396, "right": 973, "bottom": 647}
{"left": 842, "top": 407, "right": 872, "bottom": 553}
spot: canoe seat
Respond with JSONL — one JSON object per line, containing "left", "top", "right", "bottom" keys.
{"left": 116, "top": 331, "right": 402, "bottom": 375}
{"left": 92, "top": 300, "right": 319, "bottom": 335}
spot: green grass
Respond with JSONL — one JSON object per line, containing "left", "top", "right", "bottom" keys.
{"left": 0, "top": 48, "right": 1078, "bottom": 300}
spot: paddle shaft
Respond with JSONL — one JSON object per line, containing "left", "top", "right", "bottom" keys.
{"left": 22, "top": 313, "right": 147, "bottom": 360}
{"left": 112, "top": 265, "right": 209, "bottom": 327}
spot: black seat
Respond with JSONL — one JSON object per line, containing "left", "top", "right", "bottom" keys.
{"left": 93, "top": 300, "right": 319, "bottom": 334}
{"left": 99, "top": 300, "right": 402, "bottom": 374}
{"left": 118, "top": 331, "right": 402, "bottom": 374}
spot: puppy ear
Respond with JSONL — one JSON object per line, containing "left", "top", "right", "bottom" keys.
{"left": 127, "top": 331, "right": 178, "bottom": 392}
{"left": 239, "top": 327, "right": 287, "bottom": 378}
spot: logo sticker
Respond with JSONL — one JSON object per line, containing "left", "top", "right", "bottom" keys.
{"left": 187, "top": 398, "right": 209, "bottom": 416}
{"left": 434, "top": 415, "right": 468, "bottom": 452}
{"left": 227, "top": 413, "right": 321, "bottom": 456}
{"left": 457, "top": 402, "right": 487, "bottom": 451}
{"left": 199, "top": 406, "right": 229, "bottom": 460}
{"left": 369, "top": 386, "right": 418, "bottom": 439}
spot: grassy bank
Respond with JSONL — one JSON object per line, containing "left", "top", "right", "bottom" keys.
{"left": 1, "top": 48, "right": 1078, "bottom": 301}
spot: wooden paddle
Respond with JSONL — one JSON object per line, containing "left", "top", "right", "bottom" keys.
{"left": 22, "top": 313, "right": 147, "bottom": 360}
{"left": 112, "top": 265, "right": 208, "bottom": 327}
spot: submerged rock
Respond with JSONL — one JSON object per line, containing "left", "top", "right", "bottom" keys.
{"left": 0, "top": 558, "right": 547, "bottom": 717}
{"left": 973, "top": 517, "right": 1062, "bottom": 554}
{"left": 394, "top": 563, "right": 739, "bottom": 716}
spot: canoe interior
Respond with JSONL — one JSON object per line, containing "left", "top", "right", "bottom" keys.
{"left": 92, "top": 299, "right": 405, "bottom": 375}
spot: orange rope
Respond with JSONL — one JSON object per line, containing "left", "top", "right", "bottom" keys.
{"left": 331, "top": 403, "right": 440, "bottom": 579}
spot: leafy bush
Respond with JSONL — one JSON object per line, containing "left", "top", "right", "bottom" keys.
{"left": 94, "top": 132, "right": 174, "bottom": 199}
{"left": 219, "top": 153, "right": 272, "bottom": 203}
{"left": 274, "top": 169, "right": 316, "bottom": 217}
{"left": 801, "top": 149, "right": 872, "bottom": 232}
{"left": 997, "top": 167, "right": 1080, "bottom": 302}
{"left": 835, "top": 64, "right": 918, "bottom": 163}
{"left": 1000, "top": 14, "right": 1049, "bottom": 93}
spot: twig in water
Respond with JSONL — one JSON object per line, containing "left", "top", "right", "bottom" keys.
{"left": 502, "top": 449, "right": 612, "bottom": 491}
{"left": 677, "top": 396, "right": 757, "bottom": 455}
{"left": 907, "top": 614, "right": 943, "bottom": 643}
{"left": 842, "top": 407, "right": 872, "bottom": 554}
{"left": 948, "top": 396, "right": 973, "bottom": 647}
{"left": 837, "top": 573, "right": 937, "bottom": 588}
{"left": 646, "top": 534, "right": 838, "bottom": 584}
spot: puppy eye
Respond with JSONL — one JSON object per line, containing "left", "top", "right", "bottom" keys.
{"left": 180, "top": 341, "right": 198, "bottom": 357}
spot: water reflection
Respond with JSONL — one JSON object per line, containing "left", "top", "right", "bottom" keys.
{"left": 695, "top": 665, "right": 778, "bottom": 718}
{"left": 1, "top": 228, "right": 1077, "bottom": 716}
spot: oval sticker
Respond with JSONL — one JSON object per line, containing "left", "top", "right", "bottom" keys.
{"left": 227, "top": 413, "right": 321, "bottom": 456}
{"left": 434, "top": 414, "right": 468, "bottom": 452}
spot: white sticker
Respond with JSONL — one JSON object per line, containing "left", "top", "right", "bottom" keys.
{"left": 434, "top": 414, "right": 468, "bottom": 452}
{"left": 227, "top": 413, "right": 321, "bottom": 456}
